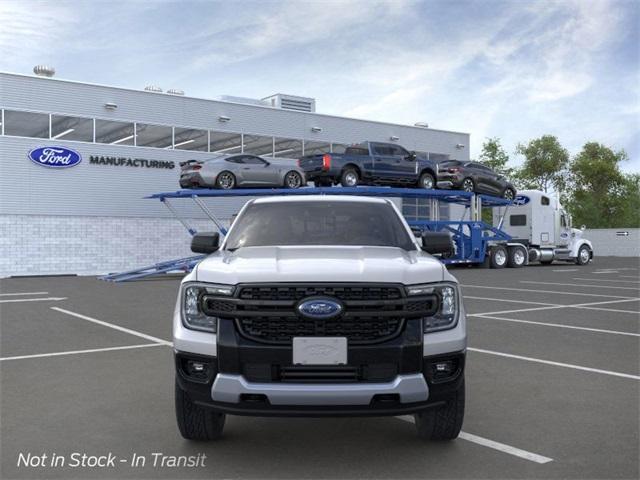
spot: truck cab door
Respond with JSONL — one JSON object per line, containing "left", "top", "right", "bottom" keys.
{"left": 558, "top": 211, "right": 571, "bottom": 247}
{"left": 390, "top": 145, "right": 417, "bottom": 181}
{"left": 371, "top": 143, "right": 396, "bottom": 180}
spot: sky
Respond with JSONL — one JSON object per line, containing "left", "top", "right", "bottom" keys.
{"left": 1, "top": 0, "right": 638, "bottom": 172}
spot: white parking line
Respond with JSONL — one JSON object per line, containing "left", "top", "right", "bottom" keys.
{"left": 51, "top": 307, "right": 172, "bottom": 345}
{"left": 397, "top": 416, "right": 553, "bottom": 464}
{"left": 470, "top": 314, "right": 640, "bottom": 337}
{"left": 0, "top": 343, "right": 166, "bottom": 362}
{"left": 621, "top": 275, "right": 640, "bottom": 279}
{"left": 520, "top": 281, "right": 640, "bottom": 291}
{"left": 573, "top": 278, "right": 640, "bottom": 284}
{"left": 470, "top": 298, "right": 640, "bottom": 317}
{"left": 468, "top": 347, "right": 640, "bottom": 380}
{"left": 463, "top": 296, "right": 560, "bottom": 307}
{"left": 0, "top": 297, "right": 67, "bottom": 304}
{"left": 0, "top": 291, "right": 49, "bottom": 296}
{"left": 461, "top": 284, "right": 637, "bottom": 299}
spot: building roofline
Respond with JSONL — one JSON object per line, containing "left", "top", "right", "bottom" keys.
{"left": 0, "top": 71, "right": 470, "bottom": 137}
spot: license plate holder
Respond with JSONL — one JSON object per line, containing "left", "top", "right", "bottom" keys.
{"left": 292, "top": 337, "right": 347, "bottom": 365}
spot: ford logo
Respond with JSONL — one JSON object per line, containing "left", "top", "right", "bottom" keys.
{"left": 28, "top": 146, "right": 82, "bottom": 169}
{"left": 297, "top": 297, "right": 343, "bottom": 319}
{"left": 513, "top": 195, "right": 530, "bottom": 206}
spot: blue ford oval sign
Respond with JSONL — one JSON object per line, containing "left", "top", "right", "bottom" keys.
{"left": 513, "top": 195, "right": 530, "bottom": 206}
{"left": 28, "top": 146, "right": 82, "bottom": 168}
{"left": 297, "top": 298, "right": 343, "bottom": 319}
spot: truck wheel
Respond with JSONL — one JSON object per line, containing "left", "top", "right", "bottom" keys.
{"left": 415, "top": 379, "right": 465, "bottom": 441}
{"left": 216, "top": 171, "right": 236, "bottom": 190}
{"left": 418, "top": 172, "right": 435, "bottom": 190}
{"left": 490, "top": 245, "right": 508, "bottom": 269}
{"left": 507, "top": 246, "right": 526, "bottom": 268}
{"left": 340, "top": 168, "right": 359, "bottom": 187}
{"left": 576, "top": 245, "right": 591, "bottom": 265}
{"left": 175, "top": 379, "right": 225, "bottom": 440}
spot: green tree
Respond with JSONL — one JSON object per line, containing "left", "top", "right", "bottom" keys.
{"left": 479, "top": 137, "right": 513, "bottom": 176}
{"left": 565, "top": 142, "right": 638, "bottom": 228}
{"left": 516, "top": 135, "right": 569, "bottom": 193}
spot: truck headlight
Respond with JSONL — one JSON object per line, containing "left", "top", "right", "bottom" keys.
{"left": 407, "top": 283, "right": 459, "bottom": 333}
{"left": 181, "top": 283, "right": 233, "bottom": 333}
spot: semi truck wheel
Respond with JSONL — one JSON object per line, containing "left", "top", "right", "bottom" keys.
{"left": 576, "top": 245, "right": 591, "bottom": 265}
{"left": 415, "top": 379, "right": 465, "bottom": 441}
{"left": 175, "top": 379, "right": 225, "bottom": 440}
{"left": 507, "top": 246, "right": 526, "bottom": 268}
{"left": 490, "top": 245, "right": 508, "bottom": 269}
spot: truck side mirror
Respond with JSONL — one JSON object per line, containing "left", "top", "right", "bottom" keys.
{"left": 191, "top": 232, "right": 220, "bottom": 254}
{"left": 420, "top": 231, "right": 454, "bottom": 257}
{"left": 407, "top": 151, "right": 417, "bottom": 161}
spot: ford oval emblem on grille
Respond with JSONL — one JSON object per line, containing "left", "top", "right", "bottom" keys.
{"left": 297, "top": 297, "right": 343, "bottom": 319}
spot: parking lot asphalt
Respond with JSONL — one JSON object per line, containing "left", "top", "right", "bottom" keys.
{"left": 1, "top": 256, "right": 638, "bottom": 479}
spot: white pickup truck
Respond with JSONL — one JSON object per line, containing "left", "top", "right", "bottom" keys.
{"left": 173, "top": 195, "right": 466, "bottom": 441}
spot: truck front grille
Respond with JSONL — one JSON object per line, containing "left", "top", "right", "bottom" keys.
{"left": 202, "top": 283, "right": 438, "bottom": 345}
{"left": 236, "top": 316, "right": 403, "bottom": 344}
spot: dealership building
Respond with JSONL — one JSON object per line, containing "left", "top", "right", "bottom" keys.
{"left": 0, "top": 69, "right": 470, "bottom": 278}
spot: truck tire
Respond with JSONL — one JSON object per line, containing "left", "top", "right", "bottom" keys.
{"left": 415, "top": 379, "right": 465, "bottom": 441}
{"left": 507, "top": 245, "right": 526, "bottom": 268}
{"left": 418, "top": 172, "right": 435, "bottom": 190}
{"left": 576, "top": 245, "right": 591, "bottom": 265}
{"left": 490, "top": 245, "right": 508, "bottom": 269}
{"left": 340, "top": 168, "right": 359, "bottom": 187}
{"left": 175, "top": 379, "right": 225, "bottom": 440}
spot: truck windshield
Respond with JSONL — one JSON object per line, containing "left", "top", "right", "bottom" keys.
{"left": 225, "top": 201, "right": 416, "bottom": 250}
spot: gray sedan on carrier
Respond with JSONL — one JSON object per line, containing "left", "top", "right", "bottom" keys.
{"left": 179, "top": 154, "right": 306, "bottom": 189}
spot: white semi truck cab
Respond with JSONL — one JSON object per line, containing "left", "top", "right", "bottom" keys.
{"left": 493, "top": 190, "right": 593, "bottom": 266}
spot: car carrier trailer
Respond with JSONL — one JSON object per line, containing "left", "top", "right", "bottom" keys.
{"left": 100, "top": 186, "right": 593, "bottom": 282}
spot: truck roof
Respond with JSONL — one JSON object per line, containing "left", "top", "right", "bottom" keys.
{"left": 252, "top": 195, "right": 389, "bottom": 205}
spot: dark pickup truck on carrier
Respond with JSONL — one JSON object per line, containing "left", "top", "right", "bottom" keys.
{"left": 298, "top": 141, "right": 440, "bottom": 189}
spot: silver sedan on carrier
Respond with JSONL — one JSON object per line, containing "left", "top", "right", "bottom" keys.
{"left": 179, "top": 154, "right": 306, "bottom": 189}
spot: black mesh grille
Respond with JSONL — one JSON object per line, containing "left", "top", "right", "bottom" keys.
{"left": 237, "top": 316, "right": 403, "bottom": 344}
{"left": 238, "top": 285, "right": 403, "bottom": 302}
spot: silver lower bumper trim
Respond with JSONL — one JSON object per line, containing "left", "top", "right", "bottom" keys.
{"left": 211, "top": 373, "right": 429, "bottom": 406}
{"left": 436, "top": 181, "right": 454, "bottom": 189}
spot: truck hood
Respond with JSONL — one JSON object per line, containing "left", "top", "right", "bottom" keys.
{"left": 194, "top": 246, "right": 446, "bottom": 284}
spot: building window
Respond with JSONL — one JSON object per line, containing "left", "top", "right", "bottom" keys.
{"left": 173, "top": 127, "right": 208, "bottom": 151}
{"left": 243, "top": 134, "right": 274, "bottom": 156}
{"left": 3, "top": 110, "right": 49, "bottom": 138}
{"left": 402, "top": 198, "right": 430, "bottom": 221}
{"left": 95, "top": 119, "right": 135, "bottom": 145}
{"left": 51, "top": 114, "right": 93, "bottom": 142}
{"left": 210, "top": 131, "right": 243, "bottom": 154}
{"left": 135, "top": 123, "right": 173, "bottom": 148}
{"left": 273, "top": 137, "right": 303, "bottom": 159}
{"left": 303, "top": 140, "right": 331, "bottom": 155}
